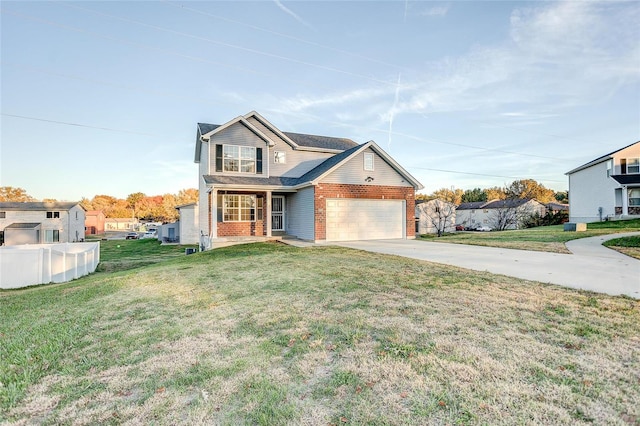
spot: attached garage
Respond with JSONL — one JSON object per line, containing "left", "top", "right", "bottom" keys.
{"left": 325, "top": 198, "right": 405, "bottom": 241}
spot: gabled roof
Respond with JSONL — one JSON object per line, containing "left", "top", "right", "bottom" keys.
{"left": 456, "top": 199, "right": 540, "bottom": 210}
{"left": 456, "top": 201, "right": 488, "bottom": 210}
{"left": 4, "top": 222, "right": 41, "bottom": 229}
{"left": 0, "top": 202, "right": 81, "bottom": 211}
{"left": 195, "top": 111, "right": 359, "bottom": 162}
{"left": 566, "top": 141, "right": 640, "bottom": 175}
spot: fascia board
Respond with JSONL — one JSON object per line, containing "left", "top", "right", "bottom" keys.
{"left": 244, "top": 111, "right": 300, "bottom": 149}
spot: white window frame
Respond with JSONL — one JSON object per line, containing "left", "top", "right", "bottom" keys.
{"left": 223, "top": 145, "right": 256, "bottom": 174}
{"left": 364, "top": 152, "right": 374, "bottom": 171}
{"left": 223, "top": 194, "right": 256, "bottom": 222}
{"left": 627, "top": 158, "right": 640, "bottom": 174}
{"left": 274, "top": 151, "right": 286, "bottom": 164}
{"left": 45, "top": 229, "right": 60, "bottom": 243}
{"left": 629, "top": 189, "right": 640, "bottom": 206}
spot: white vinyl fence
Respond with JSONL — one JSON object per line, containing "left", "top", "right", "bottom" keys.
{"left": 0, "top": 242, "right": 100, "bottom": 289}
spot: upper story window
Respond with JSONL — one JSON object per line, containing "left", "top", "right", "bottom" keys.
{"left": 215, "top": 144, "right": 263, "bottom": 174}
{"left": 364, "top": 152, "right": 374, "bottom": 171}
{"left": 274, "top": 151, "right": 286, "bottom": 164}
{"left": 0, "top": 212, "right": 5, "bottom": 218}
{"left": 627, "top": 158, "right": 640, "bottom": 174}
{"left": 46, "top": 211, "right": 60, "bottom": 218}
{"left": 607, "top": 159, "right": 613, "bottom": 177}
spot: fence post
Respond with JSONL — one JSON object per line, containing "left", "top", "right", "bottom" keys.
{"left": 37, "top": 248, "right": 44, "bottom": 284}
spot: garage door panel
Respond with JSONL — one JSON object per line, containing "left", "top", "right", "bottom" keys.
{"left": 325, "top": 198, "right": 404, "bottom": 242}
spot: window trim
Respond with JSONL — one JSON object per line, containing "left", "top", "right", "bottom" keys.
{"left": 222, "top": 194, "right": 256, "bottom": 222}
{"left": 364, "top": 152, "right": 374, "bottom": 171}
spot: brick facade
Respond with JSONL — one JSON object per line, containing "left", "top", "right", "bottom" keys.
{"left": 313, "top": 183, "right": 415, "bottom": 241}
{"left": 209, "top": 191, "right": 268, "bottom": 238}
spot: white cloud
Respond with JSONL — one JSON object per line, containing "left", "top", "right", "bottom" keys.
{"left": 420, "top": 5, "right": 449, "bottom": 17}
{"left": 269, "top": 1, "right": 638, "bottom": 130}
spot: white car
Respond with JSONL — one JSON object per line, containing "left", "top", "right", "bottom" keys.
{"left": 475, "top": 226, "right": 492, "bottom": 232}
{"left": 141, "top": 231, "right": 157, "bottom": 239}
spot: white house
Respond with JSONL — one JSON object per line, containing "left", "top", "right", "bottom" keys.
{"left": 0, "top": 202, "right": 86, "bottom": 246}
{"left": 415, "top": 199, "right": 456, "bottom": 235}
{"left": 455, "top": 199, "right": 546, "bottom": 230}
{"left": 566, "top": 141, "right": 640, "bottom": 222}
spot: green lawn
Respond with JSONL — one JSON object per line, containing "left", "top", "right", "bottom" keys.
{"left": 1, "top": 243, "right": 638, "bottom": 425}
{"left": 97, "top": 239, "right": 198, "bottom": 273}
{"left": 419, "top": 219, "right": 640, "bottom": 254}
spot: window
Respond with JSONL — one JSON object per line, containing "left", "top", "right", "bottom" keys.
{"left": 364, "top": 152, "right": 374, "bottom": 171}
{"left": 274, "top": 151, "right": 286, "bottom": 164}
{"left": 627, "top": 158, "right": 640, "bottom": 174}
{"left": 223, "top": 195, "right": 256, "bottom": 222}
{"left": 607, "top": 159, "right": 613, "bottom": 177}
{"left": 257, "top": 197, "right": 263, "bottom": 220}
{"left": 45, "top": 229, "right": 60, "bottom": 243}
{"left": 630, "top": 189, "right": 640, "bottom": 206}
{"left": 223, "top": 145, "right": 256, "bottom": 173}
{"left": 0, "top": 212, "right": 5, "bottom": 218}
{"left": 46, "top": 211, "right": 60, "bottom": 218}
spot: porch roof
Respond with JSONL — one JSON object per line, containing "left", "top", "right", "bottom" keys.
{"left": 4, "top": 222, "right": 41, "bottom": 229}
{"left": 203, "top": 175, "right": 300, "bottom": 187}
{"left": 611, "top": 174, "right": 640, "bottom": 185}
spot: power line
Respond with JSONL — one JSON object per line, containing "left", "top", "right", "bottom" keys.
{"left": 1, "top": 113, "right": 164, "bottom": 137}
{"left": 409, "top": 166, "right": 565, "bottom": 183}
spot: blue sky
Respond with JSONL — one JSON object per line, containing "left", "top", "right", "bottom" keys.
{"left": 1, "top": 1, "right": 638, "bottom": 201}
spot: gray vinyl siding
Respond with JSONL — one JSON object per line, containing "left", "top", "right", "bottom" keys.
{"left": 286, "top": 187, "right": 315, "bottom": 240}
{"left": 209, "top": 123, "right": 270, "bottom": 177}
{"left": 246, "top": 116, "right": 334, "bottom": 178}
{"left": 322, "top": 148, "right": 411, "bottom": 187}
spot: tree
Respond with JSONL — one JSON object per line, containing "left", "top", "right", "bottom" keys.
{"left": 554, "top": 191, "right": 568, "bottom": 203}
{"left": 485, "top": 186, "right": 507, "bottom": 201}
{"left": 505, "top": 179, "right": 555, "bottom": 204}
{"left": 461, "top": 188, "right": 487, "bottom": 203}
{"left": 126, "top": 192, "right": 146, "bottom": 219}
{"left": 176, "top": 188, "right": 199, "bottom": 205}
{"left": 487, "top": 199, "right": 538, "bottom": 230}
{"left": 429, "top": 188, "right": 464, "bottom": 204}
{"left": 417, "top": 199, "right": 456, "bottom": 237}
{"left": 0, "top": 186, "right": 35, "bottom": 202}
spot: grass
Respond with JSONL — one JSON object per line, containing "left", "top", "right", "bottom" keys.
{"left": 419, "top": 218, "right": 640, "bottom": 254}
{"left": 1, "top": 242, "right": 639, "bottom": 425}
{"left": 603, "top": 235, "right": 640, "bottom": 260}
{"left": 97, "top": 238, "right": 198, "bottom": 273}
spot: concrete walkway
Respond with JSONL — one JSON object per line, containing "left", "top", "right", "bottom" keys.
{"left": 334, "top": 233, "right": 640, "bottom": 299}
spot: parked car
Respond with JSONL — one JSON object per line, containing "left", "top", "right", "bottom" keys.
{"left": 475, "top": 226, "right": 492, "bottom": 232}
{"left": 125, "top": 232, "right": 139, "bottom": 240}
{"left": 455, "top": 225, "right": 465, "bottom": 231}
{"left": 141, "top": 231, "right": 156, "bottom": 239}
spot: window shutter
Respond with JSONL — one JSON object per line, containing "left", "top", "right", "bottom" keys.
{"left": 215, "top": 145, "right": 223, "bottom": 172}
{"left": 256, "top": 148, "right": 263, "bottom": 174}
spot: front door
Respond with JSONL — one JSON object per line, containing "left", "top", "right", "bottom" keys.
{"left": 272, "top": 196, "right": 285, "bottom": 231}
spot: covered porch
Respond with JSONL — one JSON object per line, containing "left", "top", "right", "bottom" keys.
{"left": 613, "top": 176, "right": 640, "bottom": 219}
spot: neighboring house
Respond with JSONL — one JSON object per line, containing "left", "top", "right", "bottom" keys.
{"left": 0, "top": 202, "right": 86, "bottom": 246}
{"left": 566, "top": 141, "right": 640, "bottom": 222}
{"left": 546, "top": 202, "right": 569, "bottom": 214}
{"left": 85, "top": 210, "right": 106, "bottom": 235}
{"left": 415, "top": 199, "right": 456, "bottom": 235}
{"left": 158, "top": 222, "right": 180, "bottom": 243}
{"left": 104, "top": 218, "right": 138, "bottom": 231}
{"left": 455, "top": 199, "right": 546, "bottom": 230}
{"left": 175, "top": 203, "right": 199, "bottom": 244}
{"left": 192, "top": 111, "right": 423, "bottom": 244}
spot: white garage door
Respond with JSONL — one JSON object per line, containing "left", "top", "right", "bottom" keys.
{"left": 325, "top": 198, "right": 404, "bottom": 241}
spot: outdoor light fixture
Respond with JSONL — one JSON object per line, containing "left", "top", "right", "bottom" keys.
{"left": 365, "top": 176, "right": 374, "bottom": 182}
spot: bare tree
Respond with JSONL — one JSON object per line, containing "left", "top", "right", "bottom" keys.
{"left": 417, "top": 199, "right": 456, "bottom": 236}
{"left": 487, "top": 199, "right": 537, "bottom": 230}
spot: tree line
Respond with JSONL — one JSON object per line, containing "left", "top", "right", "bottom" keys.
{"left": 0, "top": 186, "right": 198, "bottom": 223}
{"left": 416, "top": 179, "right": 567, "bottom": 205}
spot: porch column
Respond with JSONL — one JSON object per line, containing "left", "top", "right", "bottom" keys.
{"left": 621, "top": 185, "right": 628, "bottom": 217}
{"left": 266, "top": 190, "right": 272, "bottom": 237}
{"left": 211, "top": 188, "right": 218, "bottom": 238}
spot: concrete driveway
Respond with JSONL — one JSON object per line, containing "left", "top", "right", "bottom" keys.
{"left": 335, "top": 232, "right": 640, "bottom": 299}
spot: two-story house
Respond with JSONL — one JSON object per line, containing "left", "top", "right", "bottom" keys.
{"left": 194, "top": 111, "right": 423, "bottom": 245}
{"left": 455, "top": 198, "right": 546, "bottom": 230}
{"left": 0, "top": 202, "right": 86, "bottom": 245}
{"left": 566, "top": 141, "right": 640, "bottom": 222}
